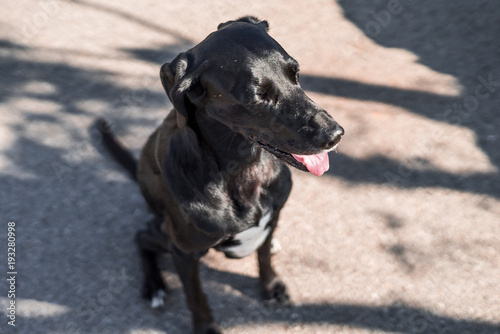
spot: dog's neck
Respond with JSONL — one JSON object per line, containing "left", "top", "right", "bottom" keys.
{"left": 194, "top": 112, "right": 262, "bottom": 173}
{"left": 191, "top": 111, "right": 275, "bottom": 215}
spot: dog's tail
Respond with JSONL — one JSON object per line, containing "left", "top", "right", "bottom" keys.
{"left": 95, "top": 118, "right": 138, "bottom": 182}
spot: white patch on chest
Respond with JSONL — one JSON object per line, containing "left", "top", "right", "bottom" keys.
{"left": 221, "top": 210, "right": 273, "bottom": 258}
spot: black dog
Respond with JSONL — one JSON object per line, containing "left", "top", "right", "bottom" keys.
{"left": 98, "top": 16, "right": 343, "bottom": 334}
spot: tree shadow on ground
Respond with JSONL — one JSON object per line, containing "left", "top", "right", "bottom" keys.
{"left": 316, "top": 0, "right": 500, "bottom": 197}
{"left": 0, "top": 32, "right": 188, "bottom": 333}
{"left": 327, "top": 151, "right": 498, "bottom": 197}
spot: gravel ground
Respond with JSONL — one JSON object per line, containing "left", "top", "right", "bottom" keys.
{"left": 1, "top": 1, "right": 499, "bottom": 333}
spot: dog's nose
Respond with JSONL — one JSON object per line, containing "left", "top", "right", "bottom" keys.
{"left": 316, "top": 124, "right": 344, "bottom": 150}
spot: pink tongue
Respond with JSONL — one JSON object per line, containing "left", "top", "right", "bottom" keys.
{"left": 291, "top": 152, "right": 330, "bottom": 176}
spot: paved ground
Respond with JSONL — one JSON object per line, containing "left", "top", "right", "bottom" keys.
{"left": 1, "top": 1, "right": 500, "bottom": 333}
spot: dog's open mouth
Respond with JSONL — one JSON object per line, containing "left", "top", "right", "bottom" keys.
{"left": 254, "top": 139, "right": 330, "bottom": 176}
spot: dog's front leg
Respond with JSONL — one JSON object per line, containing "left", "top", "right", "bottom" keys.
{"left": 171, "top": 246, "right": 221, "bottom": 334}
{"left": 257, "top": 224, "right": 291, "bottom": 305}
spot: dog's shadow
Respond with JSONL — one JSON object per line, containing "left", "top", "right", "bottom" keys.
{"left": 158, "top": 253, "right": 262, "bottom": 300}
{"left": 156, "top": 259, "right": 500, "bottom": 334}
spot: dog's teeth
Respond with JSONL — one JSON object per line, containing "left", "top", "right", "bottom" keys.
{"left": 150, "top": 290, "right": 166, "bottom": 309}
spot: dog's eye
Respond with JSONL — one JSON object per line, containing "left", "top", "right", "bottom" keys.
{"left": 287, "top": 68, "right": 299, "bottom": 84}
{"left": 286, "top": 65, "right": 299, "bottom": 85}
{"left": 295, "top": 71, "right": 300, "bottom": 83}
{"left": 256, "top": 90, "right": 269, "bottom": 99}
{"left": 256, "top": 80, "right": 276, "bottom": 102}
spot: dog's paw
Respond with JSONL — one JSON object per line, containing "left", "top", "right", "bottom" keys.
{"left": 142, "top": 281, "right": 167, "bottom": 309}
{"left": 150, "top": 289, "right": 166, "bottom": 309}
{"left": 262, "top": 277, "right": 291, "bottom": 306}
{"left": 195, "top": 322, "right": 222, "bottom": 334}
{"left": 270, "top": 238, "right": 282, "bottom": 255}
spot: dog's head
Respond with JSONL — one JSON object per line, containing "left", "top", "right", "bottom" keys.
{"left": 161, "top": 16, "right": 344, "bottom": 176}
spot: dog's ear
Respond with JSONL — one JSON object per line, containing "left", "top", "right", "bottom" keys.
{"left": 217, "top": 16, "right": 269, "bottom": 32}
{"left": 160, "top": 54, "right": 205, "bottom": 128}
